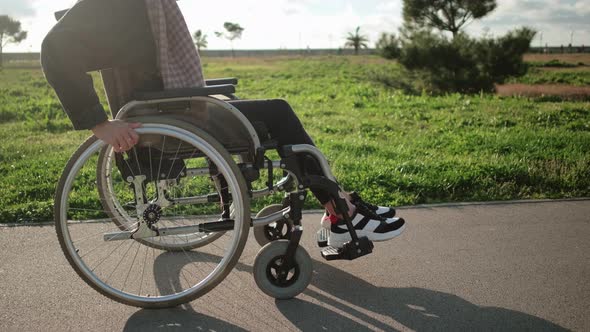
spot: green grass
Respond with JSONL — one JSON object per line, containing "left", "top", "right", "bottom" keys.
{"left": 1, "top": 56, "right": 589, "bottom": 223}
{"left": 527, "top": 59, "right": 582, "bottom": 68}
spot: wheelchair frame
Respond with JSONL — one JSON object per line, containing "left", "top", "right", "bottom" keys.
{"left": 52, "top": 7, "right": 375, "bottom": 309}
{"left": 107, "top": 90, "right": 371, "bottom": 256}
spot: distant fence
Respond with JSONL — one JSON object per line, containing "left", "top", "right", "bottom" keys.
{"left": 2, "top": 53, "right": 40, "bottom": 68}
{"left": 4, "top": 53, "right": 41, "bottom": 61}
{"left": 2, "top": 49, "right": 376, "bottom": 67}
{"left": 529, "top": 46, "right": 589, "bottom": 54}
{"left": 3, "top": 46, "right": 588, "bottom": 67}
{"left": 200, "top": 48, "right": 376, "bottom": 57}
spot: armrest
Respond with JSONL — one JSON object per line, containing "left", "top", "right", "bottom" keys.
{"left": 133, "top": 84, "right": 236, "bottom": 101}
{"left": 55, "top": 9, "right": 69, "bottom": 21}
{"left": 206, "top": 78, "right": 238, "bottom": 86}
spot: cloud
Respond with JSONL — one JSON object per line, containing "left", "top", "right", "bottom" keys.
{"left": 480, "top": 0, "right": 590, "bottom": 27}
{"left": 5, "top": 0, "right": 590, "bottom": 52}
{"left": 0, "top": 0, "right": 37, "bottom": 17}
{"left": 462, "top": 0, "right": 588, "bottom": 45}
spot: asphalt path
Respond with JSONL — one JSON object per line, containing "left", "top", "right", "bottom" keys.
{"left": 1, "top": 200, "right": 588, "bottom": 331}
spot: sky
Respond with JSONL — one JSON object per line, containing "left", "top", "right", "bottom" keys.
{"left": 1, "top": 0, "right": 589, "bottom": 52}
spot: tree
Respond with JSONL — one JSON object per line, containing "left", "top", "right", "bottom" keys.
{"left": 215, "top": 22, "right": 244, "bottom": 57}
{"left": 0, "top": 15, "right": 28, "bottom": 68}
{"left": 403, "top": 0, "right": 497, "bottom": 38}
{"left": 394, "top": 0, "right": 533, "bottom": 94}
{"left": 375, "top": 32, "right": 401, "bottom": 59}
{"left": 193, "top": 30, "right": 208, "bottom": 52}
{"left": 345, "top": 27, "right": 369, "bottom": 55}
{"left": 398, "top": 27, "right": 535, "bottom": 93}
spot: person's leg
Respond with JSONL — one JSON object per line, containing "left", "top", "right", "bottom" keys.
{"left": 41, "top": 0, "right": 158, "bottom": 130}
{"left": 228, "top": 99, "right": 333, "bottom": 201}
{"left": 228, "top": 99, "right": 392, "bottom": 207}
{"left": 228, "top": 99, "right": 314, "bottom": 148}
{"left": 229, "top": 98, "right": 405, "bottom": 247}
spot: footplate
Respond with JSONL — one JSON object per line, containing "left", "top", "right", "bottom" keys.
{"left": 320, "top": 236, "right": 374, "bottom": 261}
{"left": 316, "top": 228, "right": 329, "bottom": 248}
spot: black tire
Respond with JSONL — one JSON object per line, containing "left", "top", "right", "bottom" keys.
{"left": 253, "top": 240, "right": 312, "bottom": 299}
{"left": 55, "top": 120, "right": 250, "bottom": 308}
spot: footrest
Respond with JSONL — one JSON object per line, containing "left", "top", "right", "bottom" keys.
{"left": 316, "top": 228, "right": 329, "bottom": 248}
{"left": 320, "top": 236, "right": 374, "bottom": 261}
{"left": 321, "top": 246, "right": 342, "bottom": 260}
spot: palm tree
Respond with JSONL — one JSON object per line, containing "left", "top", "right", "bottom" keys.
{"left": 193, "top": 30, "right": 208, "bottom": 52}
{"left": 345, "top": 26, "right": 369, "bottom": 55}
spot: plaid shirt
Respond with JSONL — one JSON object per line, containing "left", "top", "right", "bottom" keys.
{"left": 144, "top": 0, "right": 205, "bottom": 89}
{"left": 103, "top": 0, "right": 205, "bottom": 113}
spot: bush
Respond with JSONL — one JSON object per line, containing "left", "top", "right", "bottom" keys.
{"left": 398, "top": 27, "right": 536, "bottom": 94}
{"left": 475, "top": 27, "right": 537, "bottom": 83}
{"left": 399, "top": 32, "right": 483, "bottom": 93}
{"left": 375, "top": 32, "right": 401, "bottom": 60}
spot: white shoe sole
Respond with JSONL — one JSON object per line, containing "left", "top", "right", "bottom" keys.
{"left": 327, "top": 223, "right": 406, "bottom": 248}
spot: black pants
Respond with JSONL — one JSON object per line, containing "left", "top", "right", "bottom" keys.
{"left": 229, "top": 100, "right": 331, "bottom": 203}
{"left": 41, "top": 0, "right": 333, "bottom": 204}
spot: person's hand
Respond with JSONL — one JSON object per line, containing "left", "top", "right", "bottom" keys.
{"left": 91, "top": 120, "right": 142, "bottom": 153}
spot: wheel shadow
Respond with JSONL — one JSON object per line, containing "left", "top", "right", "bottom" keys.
{"left": 124, "top": 306, "right": 246, "bottom": 332}
{"left": 276, "top": 259, "right": 569, "bottom": 331}
{"left": 123, "top": 250, "right": 247, "bottom": 332}
{"left": 124, "top": 251, "right": 568, "bottom": 331}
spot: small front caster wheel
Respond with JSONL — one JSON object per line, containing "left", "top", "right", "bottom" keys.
{"left": 253, "top": 240, "right": 312, "bottom": 299}
{"left": 253, "top": 204, "right": 291, "bottom": 247}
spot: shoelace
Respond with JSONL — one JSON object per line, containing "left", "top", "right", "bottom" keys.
{"left": 350, "top": 192, "right": 378, "bottom": 210}
{"left": 327, "top": 193, "right": 386, "bottom": 225}
{"left": 355, "top": 199, "right": 386, "bottom": 222}
{"left": 350, "top": 192, "right": 385, "bottom": 221}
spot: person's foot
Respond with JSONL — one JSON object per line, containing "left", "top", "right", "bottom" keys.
{"left": 327, "top": 211, "right": 405, "bottom": 248}
{"left": 320, "top": 193, "right": 396, "bottom": 229}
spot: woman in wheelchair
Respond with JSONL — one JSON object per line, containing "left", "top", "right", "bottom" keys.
{"left": 42, "top": 0, "right": 405, "bottom": 250}
{"left": 44, "top": 0, "right": 408, "bottom": 308}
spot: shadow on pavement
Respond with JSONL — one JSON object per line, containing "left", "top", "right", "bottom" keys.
{"left": 124, "top": 306, "right": 246, "bottom": 332}
{"left": 124, "top": 251, "right": 247, "bottom": 332}
{"left": 277, "top": 259, "right": 569, "bottom": 331}
{"left": 123, "top": 251, "right": 567, "bottom": 331}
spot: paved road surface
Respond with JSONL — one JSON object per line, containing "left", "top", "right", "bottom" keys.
{"left": 1, "top": 200, "right": 589, "bottom": 331}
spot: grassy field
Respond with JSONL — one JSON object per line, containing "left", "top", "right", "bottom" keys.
{"left": 508, "top": 67, "right": 590, "bottom": 87}
{"left": 505, "top": 54, "right": 590, "bottom": 97}
{"left": 0, "top": 55, "right": 589, "bottom": 223}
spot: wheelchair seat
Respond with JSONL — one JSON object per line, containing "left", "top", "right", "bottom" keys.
{"left": 133, "top": 84, "right": 235, "bottom": 101}
{"left": 129, "top": 83, "right": 277, "bottom": 151}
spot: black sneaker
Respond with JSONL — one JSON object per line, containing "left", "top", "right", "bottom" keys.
{"left": 350, "top": 192, "right": 396, "bottom": 218}
{"left": 328, "top": 212, "right": 405, "bottom": 248}
{"left": 320, "top": 193, "right": 396, "bottom": 229}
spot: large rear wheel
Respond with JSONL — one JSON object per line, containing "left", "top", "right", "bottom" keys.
{"left": 55, "top": 121, "right": 250, "bottom": 308}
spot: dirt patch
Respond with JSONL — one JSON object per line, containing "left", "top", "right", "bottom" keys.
{"left": 496, "top": 83, "right": 590, "bottom": 100}
{"left": 524, "top": 53, "right": 590, "bottom": 65}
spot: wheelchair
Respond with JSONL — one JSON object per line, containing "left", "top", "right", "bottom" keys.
{"left": 53, "top": 10, "right": 376, "bottom": 309}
